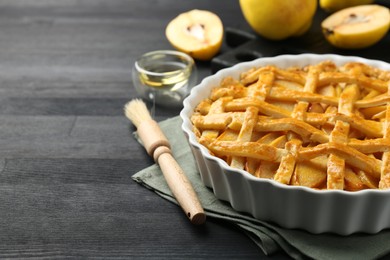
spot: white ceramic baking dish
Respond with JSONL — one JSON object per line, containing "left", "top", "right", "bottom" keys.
{"left": 180, "top": 54, "right": 390, "bottom": 235}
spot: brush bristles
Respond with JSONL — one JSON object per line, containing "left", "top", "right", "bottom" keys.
{"left": 124, "top": 99, "right": 153, "bottom": 128}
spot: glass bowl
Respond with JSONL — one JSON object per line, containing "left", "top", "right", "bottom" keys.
{"left": 132, "top": 50, "right": 197, "bottom": 108}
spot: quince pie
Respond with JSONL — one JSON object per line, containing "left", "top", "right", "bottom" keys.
{"left": 191, "top": 61, "right": 390, "bottom": 191}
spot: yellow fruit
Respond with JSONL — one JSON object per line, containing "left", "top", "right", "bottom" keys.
{"left": 320, "top": 0, "right": 375, "bottom": 13}
{"left": 165, "top": 9, "right": 223, "bottom": 61}
{"left": 239, "top": 0, "right": 317, "bottom": 40}
{"left": 322, "top": 5, "right": 390, "bottom": 49}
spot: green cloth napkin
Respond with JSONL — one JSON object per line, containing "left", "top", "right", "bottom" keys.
{"left": 132, "top": 116, "right": 390, "bottom": 260}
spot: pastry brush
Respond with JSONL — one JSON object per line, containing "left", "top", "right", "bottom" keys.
{"left": 124, "top": 99, "right": 206, "bottom": 225}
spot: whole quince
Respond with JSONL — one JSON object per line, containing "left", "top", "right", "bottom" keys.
{"left": 239, "top": 0, "right": 317, "bottom": 40}
{"left": 320, "top": 0, "right": 374, "bottom": 13}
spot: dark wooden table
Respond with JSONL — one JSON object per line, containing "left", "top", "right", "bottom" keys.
{"left": 4, "top": 1, "right": 389, "bottom": 259}
{"left": 0, "top": 0, "right": 290, "bottom": 258}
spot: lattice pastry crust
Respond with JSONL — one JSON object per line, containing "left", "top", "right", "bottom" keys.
{"left": 191, "top": 61, "right": 390, "bottom": 191}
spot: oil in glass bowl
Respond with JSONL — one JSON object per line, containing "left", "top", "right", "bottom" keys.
{"left": 132, "top": 50, "right": 197, "bottom": 108}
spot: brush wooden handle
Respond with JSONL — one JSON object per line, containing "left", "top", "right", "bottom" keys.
{"left": 155, "top": 147, "right": 206, "bottom": 225}
{"left": 137, "top": 120, "right": 170, "bottom": 156}
{"left": 137, "top": 120, "right": 206, "bottom": 225}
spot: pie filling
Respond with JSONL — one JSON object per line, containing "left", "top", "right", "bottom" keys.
{"left": 191, "top": 61, "right": 390, "bottom": 191}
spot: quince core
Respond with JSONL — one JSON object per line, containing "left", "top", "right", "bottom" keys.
{"left": 321, "top": 5, "right": 390, "bottom": 49}
{"left": 165, "top": 9, "right": 223, "bottom": 61}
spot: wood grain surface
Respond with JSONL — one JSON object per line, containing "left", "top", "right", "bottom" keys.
{"left": 6, "top": 0, "right": 389, "bottom": 258}
{"left": 0, "top": 0, "right": 289, "bottom": 258}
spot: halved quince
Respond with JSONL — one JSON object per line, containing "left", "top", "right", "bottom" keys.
{"left": 165, "top": 9, "right": 223, "bottom": 61}
{"left": 322, "top": 5, "right": 390, "bottom": 49}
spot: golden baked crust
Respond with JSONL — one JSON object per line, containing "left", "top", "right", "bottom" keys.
{"left": 191, "top": 61, "right": 390, "bottom": 191}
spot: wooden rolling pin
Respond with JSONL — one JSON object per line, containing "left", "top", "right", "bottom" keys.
{"left": 124, "top": 99, "right": 206, "bottom": 225}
